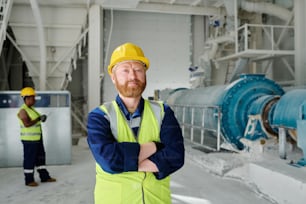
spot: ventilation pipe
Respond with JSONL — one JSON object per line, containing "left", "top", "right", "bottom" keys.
{"left": 30, "top": 0, "right": 47, "bottom": 90}
{"left": 240, "top": 1, "right": 292, "bottom": 22}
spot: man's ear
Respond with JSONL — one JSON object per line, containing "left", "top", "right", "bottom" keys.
{"left": 110, "top": 74, "right": 116, "bottom": 84}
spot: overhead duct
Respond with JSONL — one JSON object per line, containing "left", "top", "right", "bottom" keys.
{"left": 223, "top": 0, "right": 292, "bottom": 21}
{"left": 240, "top": 1, "right": 292, "bottom": 22}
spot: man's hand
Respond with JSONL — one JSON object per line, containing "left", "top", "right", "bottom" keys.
{"left": 40, "top": 114, "right": 47, "bottom": 122}
{"left": 138, "top": 142, "right": 156, "bottom": 163}
{"left": 138, "top": 159, "right": 159, "bottom": 172}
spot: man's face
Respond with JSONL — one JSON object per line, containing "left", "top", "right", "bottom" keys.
{"left": 111, "top": 61, "right": 146, "bottom": 98}
{"left": 25, "top": 95, "right": 36, "bottom": 106}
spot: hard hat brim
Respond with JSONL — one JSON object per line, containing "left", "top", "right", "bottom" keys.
{"left": 108, "top": 56, "right": 150, "bottom": 75}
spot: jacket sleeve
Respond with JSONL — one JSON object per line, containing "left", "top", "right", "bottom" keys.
{"left": 87, "top": 107, "right": 140, "bottom": 173}
{"left": 149, "top": 104, "right": 185, "bottom": 179}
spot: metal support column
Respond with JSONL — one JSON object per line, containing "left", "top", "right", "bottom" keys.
{"left": 279, "top": 127, "right": 287, "bottom": 159}
{"left": 294, "top": 0, "right": 306, "bottom": 86}
{"left": 88, "top": 5, "right": 103, "bottom": 112}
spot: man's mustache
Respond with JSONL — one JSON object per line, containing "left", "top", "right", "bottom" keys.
{"left": 127, "top": 79, "right": 141, "bottom": 84}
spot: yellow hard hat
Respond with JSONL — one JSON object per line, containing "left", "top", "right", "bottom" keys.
{"left": 21, "top": 87, "right": 36, "bottom": 97}
{"left": 107, "top": 42, "right": 150, "bottom": 75}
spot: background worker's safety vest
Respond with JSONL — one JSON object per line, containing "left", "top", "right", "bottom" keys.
{"left": 18, "top": 104, "right": 42, "bottom": 141}
{"left": 95, "top": 100, "right": 171, "bottom": 204}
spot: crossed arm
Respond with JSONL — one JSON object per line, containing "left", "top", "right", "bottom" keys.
{"left": 18, "top": 109, "right": 40, "bottom": 127}
{"left": 87, "top": 106, "right": 184, "bottom": 178}
{"left": 138, "top": 142, "right": 159, "bottom": 172}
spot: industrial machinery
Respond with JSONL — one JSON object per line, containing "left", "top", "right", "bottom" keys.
{"left": 161, "top": 74, "right": 306, "bottom": 166}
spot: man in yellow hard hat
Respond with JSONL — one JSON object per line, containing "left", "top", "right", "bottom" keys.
{"left": 87, "top": 42, "right": 185, "bottom": 204}
{"left": 17, "top": 87, "right": 56, "bottom": 187}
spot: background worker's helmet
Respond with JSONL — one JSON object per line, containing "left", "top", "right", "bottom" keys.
{"left": 20, "top": 87, "right": 36, "bottom": 97}
{"left": 107, "top": 42, "right": 150, "bottom": 75}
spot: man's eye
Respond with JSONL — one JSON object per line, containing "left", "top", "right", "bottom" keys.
{"left": 121, "top": 68, "right": 129, "bottom": 73}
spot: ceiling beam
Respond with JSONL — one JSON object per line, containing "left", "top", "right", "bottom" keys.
{"left": 103, "top": 2, "right": 225, "bottom": 16}
{"left": 13, "top": 0, "right": 225, "bottom": 16}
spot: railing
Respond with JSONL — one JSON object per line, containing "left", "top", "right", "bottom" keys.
{"left": 0, "top": 0, "right": 13, "bottom": 55}
{"left": 171, "top": 104, "right": 222, "bottom": 152}
{"left": 237, "top": 23, "right": 294, "bottom": 54}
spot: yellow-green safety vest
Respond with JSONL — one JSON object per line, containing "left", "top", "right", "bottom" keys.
{"left": 18, "top": 104, "right": 42, "bottom": 141}
{"left": 95, "top": 100, "right": 171, "bottom": 204}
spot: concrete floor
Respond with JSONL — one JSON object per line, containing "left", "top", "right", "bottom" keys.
{"left": 0, "top": 137, "right": 304, "bottom": 204}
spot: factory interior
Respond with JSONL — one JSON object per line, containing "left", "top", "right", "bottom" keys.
{"left": 0, "top": 0, "right": 306, "bottom": 204}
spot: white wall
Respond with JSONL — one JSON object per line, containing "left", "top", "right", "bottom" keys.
{"left": 102, "top": 10, "right": 192, "bottom": 102}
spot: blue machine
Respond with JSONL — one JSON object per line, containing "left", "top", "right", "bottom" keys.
{"left": 272, "top": 89, "right": 306, "bottom": 165}
{"left": 162, "top": 74, "right": 306, "bottom": 164}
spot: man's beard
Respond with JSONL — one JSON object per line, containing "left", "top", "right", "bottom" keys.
{"left": 115, "top": 79, "right": 146, "bottom": 98}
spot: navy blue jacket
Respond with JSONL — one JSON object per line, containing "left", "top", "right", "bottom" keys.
{"left": 87, "top": 96, "right": 185, "bottom": 179}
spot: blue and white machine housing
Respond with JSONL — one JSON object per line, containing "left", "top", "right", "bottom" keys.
{"left": 162, "top": 74, "right": 306, "bottom": 166}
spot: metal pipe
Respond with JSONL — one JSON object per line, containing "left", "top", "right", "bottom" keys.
{"left": 163, "top": 74, "right": 284, "bottom": 150}
{"left": 162, "top": 74, "right": 306, "bottom": 162}
{"left": 30, "top": 0, "right": 47, "bottom": 90}
{"left": 240, "top": 1, "right": 292, "bottom": 22}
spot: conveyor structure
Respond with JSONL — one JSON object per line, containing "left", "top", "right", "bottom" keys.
{"left": 161, "top": 74, "right": 306, "bottom": 165}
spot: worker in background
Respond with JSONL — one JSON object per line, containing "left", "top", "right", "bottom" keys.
{"left": 87, "top": 42, "right": 185, "bottom": 204}
{"left": 17, "top": 87, "right": 56, "bottom": 187}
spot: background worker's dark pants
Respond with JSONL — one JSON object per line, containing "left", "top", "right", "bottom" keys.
{"left": 22, "top": 140, "right": 51, "bottom": 184}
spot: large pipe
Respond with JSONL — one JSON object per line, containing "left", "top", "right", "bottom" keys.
{"left": 163, "top": 74, "right": 285, "bottom": 150}
{"left": 240, "top": 1, "right": 292, "bottom": 22}
{"left": 30, "top": 0, "right": 47, "bottom": 90}
{"left": 163, "top": 74, "right": 306, "bottom": 161}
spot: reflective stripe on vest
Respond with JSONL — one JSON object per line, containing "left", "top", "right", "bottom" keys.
{"left": 96, "top": 99, "right": 171, "bottom": 204}
{"left": 18, "top": 104, "right": 42, "bottom": 141}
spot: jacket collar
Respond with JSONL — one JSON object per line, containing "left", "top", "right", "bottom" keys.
{"left": 115, "top": 95, "right": 144, "bottom": 119}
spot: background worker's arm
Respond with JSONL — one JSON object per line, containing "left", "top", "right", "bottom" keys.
{"left": 18, "top": 109, "right": 40, "bottom": 127}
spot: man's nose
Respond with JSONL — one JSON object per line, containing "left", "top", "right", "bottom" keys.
{"left": 128, "top": 69, "right": 137, "bottom": 79}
